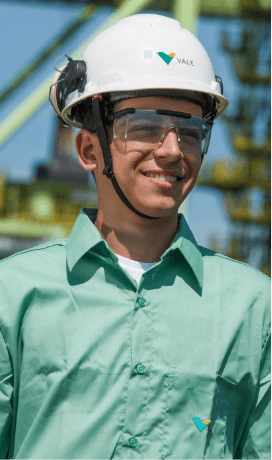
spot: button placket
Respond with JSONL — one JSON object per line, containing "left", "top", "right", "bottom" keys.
{"left": 129, "top": 437, "right": 138, "bottom": 448}
{"left": 138, "top": 297, "right": 147, "bottom": 307}
{"left": 136, "top": 363, "right": 145, "bottom": 374}
{"left": 115, "top": 293, "right": 152, "bottom": 457}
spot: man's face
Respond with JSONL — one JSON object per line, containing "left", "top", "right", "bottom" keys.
{"left": 104, "top": 96, "right": 203, "bottom": 218}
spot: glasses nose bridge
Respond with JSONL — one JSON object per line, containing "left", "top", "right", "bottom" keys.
{"left": 158, "top": 123, "right": 181, "bottom": 149}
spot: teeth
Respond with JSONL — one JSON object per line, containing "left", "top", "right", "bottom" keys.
{"left": 144, "top": 173, "right": 178, "bottom": 182}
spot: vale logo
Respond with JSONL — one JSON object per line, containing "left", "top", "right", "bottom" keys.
{"left": 157, "top": 52, "right": 175, "bottom": 65}
{"left": 192, "top": 417, "right": 211, "bottom": 432}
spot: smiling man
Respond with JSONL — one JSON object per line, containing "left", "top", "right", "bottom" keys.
{"left": 0, "top": 13, "right": 270, "bottom": 460}
{"left": 76, "top": 96, "right": 205, "bottom": 263}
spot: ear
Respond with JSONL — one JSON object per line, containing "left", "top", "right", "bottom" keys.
{"left": 75, "top": 129, "right": 98, "bottom": 172}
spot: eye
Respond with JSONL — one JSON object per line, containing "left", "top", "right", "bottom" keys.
{"left": 179, "top": 130, "right": 202, "bottom": 146}
{"left": 181, "top": 129, "right": 201, "bottom": 140}
{"left": 129, "top": 125, "right": 159, "bottom": 132}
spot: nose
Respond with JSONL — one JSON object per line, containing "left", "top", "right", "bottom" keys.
{"left": 153, "top": 128, "right": 183, "bottom": 161}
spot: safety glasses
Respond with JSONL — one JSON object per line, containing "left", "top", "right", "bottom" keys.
{"left": 107, "top": 109, "right": 213, "bottom": 155}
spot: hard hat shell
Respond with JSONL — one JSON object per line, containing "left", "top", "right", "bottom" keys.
{"left": 61, "top": 13, "right": 229, "bottom": 127}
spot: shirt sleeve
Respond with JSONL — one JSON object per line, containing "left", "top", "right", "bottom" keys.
{"left": 0, "top": 328, "right": 13, "bottom": 459}
{"left": 234, "top": 327, "right": 271, "bottom": 459}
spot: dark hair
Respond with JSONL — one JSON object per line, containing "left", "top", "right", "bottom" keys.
{"left": 71, "top": 98, "right": 117, "bottom": 132}
{"left": 72, "top": 99, "right": 117, "bottom": 182}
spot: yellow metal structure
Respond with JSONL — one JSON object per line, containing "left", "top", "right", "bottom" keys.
{"left": 197, "top": 0, "right": 271, "bottom": 274}
{"left": 224, "top": 194, "right": 270, "bottom": 224}
{"left": 0, "top": 175, "right": 98, "bottom": 259}
{"left": 224, "top": 17, "right": 270, "bottom": 222}
{"left": 198, "top": 157, "right": 270, "bottom": 190}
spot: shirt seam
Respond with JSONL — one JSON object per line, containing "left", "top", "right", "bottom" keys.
{"left": 159, "top": 374, "right": 170, "bottom": 460}
{"left": 0, "top": 241, "right": 66, "bottom": 263}
{"left": 0, "top": 326, "right": 11, "bottom": 366}
{"left": 198, "top": 248, "right": 271, "bottom": 279}
{"left": 141, "top": 299, "right": 156, "bottom": 457}
{"left": 113, "top": 303, "right": 135, "bottom": 459}
{"left": 31, "top": 252, "right": 69, "bottom": 289}
{"left": 262, "top": 322, "right": 271, "bottom": 351}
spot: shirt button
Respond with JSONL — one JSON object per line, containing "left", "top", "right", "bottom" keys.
{"left": 138, "top": 297, "right": 146, "bottom": 307}
{"left": 136, "top": 363, "right": 145, "bottom": 374}
{"left": 129, "top": 437, "right": 138, "bottom": 448}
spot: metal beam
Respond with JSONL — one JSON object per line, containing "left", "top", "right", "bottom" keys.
{"left": 0, "top": 0, "right": 154, "bottom": 149}
{"left": 173, "top": 0, "right": 201, "bottom": 32}
{"left": 0, "top": 5, "right": 97, "bottom": 105}
{"left": 0, "top": 0, "right": 270, "bottom": 13}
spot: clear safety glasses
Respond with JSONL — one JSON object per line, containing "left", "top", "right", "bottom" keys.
{"left": 107, "top": 109, "right": 213, "bottom": 155}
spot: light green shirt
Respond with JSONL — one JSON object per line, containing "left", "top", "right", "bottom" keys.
{"left": 0, "top": 208, "right": 270, "bottom": 459}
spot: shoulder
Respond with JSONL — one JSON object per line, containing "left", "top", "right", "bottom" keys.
{"left": 198, "top": 244, "right": 270, "bottom": 307}
{"left": 3, "top": 238, "right": 68, "bottom": 258}
{"left": 199, "top": 245, "right": 271, "bottom": 289}
{"left": 0, "top": 239, "right": 68, "bottom": 292}
{"left": 0, "top": 239, "right": 68, "bottom": 331}
{"left": 198, "top": 246, "right": 270, "bottom": 350}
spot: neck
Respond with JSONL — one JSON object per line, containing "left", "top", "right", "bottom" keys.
{"left": 94, "top": 208, "right": 179, "bottom": 263}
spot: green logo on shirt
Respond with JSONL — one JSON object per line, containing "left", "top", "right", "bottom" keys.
{"left": 192, "top": 417, "right": 211, "bottom": 432}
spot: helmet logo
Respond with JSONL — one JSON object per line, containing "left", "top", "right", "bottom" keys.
{"left": 157, "top": 52, "right": 175, "bottom": 65}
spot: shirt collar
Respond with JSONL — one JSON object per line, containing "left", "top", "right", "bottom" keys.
{"left": 67, "top": 208, "right": 203, "bottom": 287}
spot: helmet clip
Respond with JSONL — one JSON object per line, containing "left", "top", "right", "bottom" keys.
{"left": 51, "top": 55, "right": 87, "bottom": 114}
{"left": 215, "top": 76, "right": 223, "bottom": 95}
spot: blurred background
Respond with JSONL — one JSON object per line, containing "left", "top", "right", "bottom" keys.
{"left": 0, "top": 0, "right": 270, "bottom": 275}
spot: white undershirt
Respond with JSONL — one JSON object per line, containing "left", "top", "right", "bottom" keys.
{"left": 115, "top": 254, "right": 157, "bottom": 284}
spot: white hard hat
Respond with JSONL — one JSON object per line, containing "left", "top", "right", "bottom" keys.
{"left": 51, "top": 13, "right": 228, "bottom": 128}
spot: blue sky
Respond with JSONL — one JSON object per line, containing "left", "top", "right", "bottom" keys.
{"left": 0, "top": 1, "right": 242, "bottom": 248}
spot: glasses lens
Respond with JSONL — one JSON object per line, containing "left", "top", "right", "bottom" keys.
{"left": 175, "top": 118, "right": 211, "bottom": 155}
{"left": 113, "top": 112, "right": 212, "bottom": 155}
{"left": 114, "top": 112, "right": 163, "bottom": 148}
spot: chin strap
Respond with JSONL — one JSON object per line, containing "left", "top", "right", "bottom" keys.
{"left": 92, "top": 95, "right": 157, "bottom": 219}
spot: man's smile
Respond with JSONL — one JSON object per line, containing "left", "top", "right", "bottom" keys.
{"left": 141, "top": 174, "right": 182, "bottom": 188}
{"left": 140, "top": 169, "right": 184, "bottom": 188}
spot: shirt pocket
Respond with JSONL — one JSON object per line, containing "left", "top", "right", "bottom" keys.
{"left": 204, "top": 374, "right": 238, "bottom": 459}
{"left": 162, "top": 370, "right": 238, "bottom": 459}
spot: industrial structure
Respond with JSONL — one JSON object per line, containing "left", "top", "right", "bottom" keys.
{"left": 0, "top": 0, "right": 270, "bottom": 274}
{"left": 197, "top": 0, "right": 271, "bottom": 275}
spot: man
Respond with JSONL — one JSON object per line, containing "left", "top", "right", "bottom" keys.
{"left": 0, "top": 13, "right": 270, "bottom": 459}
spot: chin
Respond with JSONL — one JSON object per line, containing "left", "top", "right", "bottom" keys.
{"left": 136, "top": 200, "right": 181, "bottom": 218}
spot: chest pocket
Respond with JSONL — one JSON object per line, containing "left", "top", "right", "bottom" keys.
{"left": 162, "top": 370, "right": 238, "bottom": 459}
{"left": 204, "top": 374, "right": 238, "bottom": 459}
